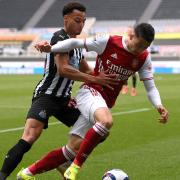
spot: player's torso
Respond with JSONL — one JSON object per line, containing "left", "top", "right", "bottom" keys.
{"left": 34, "top": 29, "right": 83, "bottom": 99}
{"left": 92, "top": 36, "right": 148, "bottom": 107}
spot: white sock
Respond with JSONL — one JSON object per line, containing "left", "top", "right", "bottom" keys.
{"left": 22, "top": 168, "right": 33, "bottom": 176}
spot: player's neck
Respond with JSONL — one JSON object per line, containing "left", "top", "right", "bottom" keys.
{"left": 125, "top": 39, "right": 139, "bottom": 55}
{"left": 64, "top": 27, "right": 77, "bottom": 38}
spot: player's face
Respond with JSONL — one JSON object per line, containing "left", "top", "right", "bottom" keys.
{"left": 64, "top": 10, "right": 86, "bottom": 37}
{"left": 128, "top": 29, "right": 150, "bottom": 54}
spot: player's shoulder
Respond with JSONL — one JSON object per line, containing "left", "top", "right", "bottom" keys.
{"left": 94, "top": 33, "right": 110, "bottom": 42}
{"left": 139, "top": 49, "right": 150, "bottom": 60}
{"left": 51, "top": 29, "right": 69, "bottom": 45}
{"left": 108, "top": 35, "right": 123, "bottom": 44}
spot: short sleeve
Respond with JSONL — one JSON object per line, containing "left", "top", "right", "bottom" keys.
{"left": 50, "top": 33, "right": 64, "bottom": 45}
{"left": 85, "top": 34, "right": 110, "bottom": 55}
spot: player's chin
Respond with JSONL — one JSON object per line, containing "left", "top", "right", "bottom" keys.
{"left": 75, "top": 32, "right": 81, "bottom": 36}
{"left": 76, "top": 29, "right": 83, "bottom": 35}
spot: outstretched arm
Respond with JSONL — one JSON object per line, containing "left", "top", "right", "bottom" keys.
{"left": 34, "top": 39, "right": 84, "bottom": 53}
{"left": 35, "top": 35, "right": 109, "bottom": 55}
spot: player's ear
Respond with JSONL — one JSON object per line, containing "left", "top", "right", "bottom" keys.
{"left": 126, "top": 27, "right": 134, "bottom": 40}
{"left": 126, "top": 27, "right": 133, "bottom": 36}
{"left": 129, "top": 29, "right": 136, "bottom": 40}
{"left": 64, "top": 15, "right": 69, "bottom": 22}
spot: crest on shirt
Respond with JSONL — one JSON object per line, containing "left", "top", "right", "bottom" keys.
{"left": 39, "top": 110, "right": 47, "bottom": 119}
{"left": 132, "top": 58, "right": 139, "bottom": 69}
{"left": 111, "top": 53, "right": 117, "bottom": 59}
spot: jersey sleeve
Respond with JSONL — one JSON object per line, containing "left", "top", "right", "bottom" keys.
{"left": 51, "top": 35, "right": 110, "bottom": 55}
{"left": 143, "top": 79, "right": 162, "bottom": 107}
{"left": 138, "top": 53, "right": 153, "bottom": 81}
{"left": 50, "top": 31, "right": 69, "bottom": 55}
{"left": 85, "top": 34, "right": 110, "bottom": 55}
{"left": 50, "top": 32, "right": 64, "bottom": 45}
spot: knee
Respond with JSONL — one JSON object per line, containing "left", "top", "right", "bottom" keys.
{"left": 67, "top": 136, "right": 83, "bottom": 154}
{"left": 94, "top": 108, "right": 113, "bottom": 129}
{"left": 67, "top": 142, "right": 80, "bottom": 154}
{"left": 100, "top": 116, "right": 113, "bottom": 129}
{"left": 22, "top": 119, "right": 44, "bottom": 144}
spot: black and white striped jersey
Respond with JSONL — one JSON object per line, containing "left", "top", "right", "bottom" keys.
{"left": 33, "top": 29, "right": 84, "bottom": 99}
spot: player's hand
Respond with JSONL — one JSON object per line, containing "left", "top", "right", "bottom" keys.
{"left": 34, "top": 41, "right": 52, "bottom": 53}
{"left": 93, "top": 70, "right": 120, "bottom": 90}
{"left": 156, "top": 105, "right": 169, "bottom": 124}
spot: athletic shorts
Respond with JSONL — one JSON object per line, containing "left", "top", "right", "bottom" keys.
{"left": 27, "top": 95, "right": 80, "bottom": 129}
{"left": 69, "top": 85, "right": 108, "bottom": 138}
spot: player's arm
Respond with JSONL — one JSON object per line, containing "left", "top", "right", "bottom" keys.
{"left": 54, "top": 53, "right": 94, "bottom": 82}
{"left": 79, "top": 58, "right": 93, "bottom": 75}
{"left": 35, "top": 35, "right": 109, "bottom": 55}
{"left": 138, "top": 54, "right": 169, "bottom": 123}
{"left": 79, "top": 58, "right": 118, "bottom": 89}
{"left": 55, "top": 55, "right": 118, "bottom": 89}
{"left": 49, "top": 34, "right": 103, "bottom": 84}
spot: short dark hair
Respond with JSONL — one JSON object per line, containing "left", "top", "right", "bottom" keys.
{"left": 134, "top": 23, "right": 155, "bottom": 43}
{"left": 63, "top": 2, "right": 86, "bottom": 16}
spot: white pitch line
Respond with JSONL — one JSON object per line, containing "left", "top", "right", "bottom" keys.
{"left": 112, "top": 108, "right": 150, "bottom": 116}
{"left": 0, "top": 122, "right": 60, "bottom": 133}
{"left": 0, "top": 108, "right": 150, "bottom": 134}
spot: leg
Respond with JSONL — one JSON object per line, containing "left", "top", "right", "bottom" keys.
{"left": 131, "top": 73, "right": 137, "bottom": 96}
{"left": 17, "top": 135, "right": 83, "bottom": 179}
{"left": 64, "top": 87, "right": 112, "bottom": 180}
{"left": 56, "top": 135, "right": 83, "bottom": 177}
{"left": 121, "top": 80, "right": 128, "bottom": 94}
{"left": 73, "top": 107, "right": 112, "bottom": 166}
{"left": 0, "top": 118, "right": 44, "bottom": 179}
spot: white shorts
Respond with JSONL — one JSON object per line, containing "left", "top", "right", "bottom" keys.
{"left": 69, "top": 85, "right": 108, "bottom": 138}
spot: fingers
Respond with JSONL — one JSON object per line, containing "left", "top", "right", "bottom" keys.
{"left": 159, "top": 116, "right": 168, "bottom": 124}
{"left": 103, "top": 69, "right": 109, "bottom": 74}
{"left": 105, "top": 73, "right": 119, "bottom": 79}
{"left": 104, "top": 84, "right": 114, "bottom": 90}
{"left": 34, "top": 41, "right": 50, "bottom": 53}
{"left": 157, "top": 106, "right": 169, "bottom": 124}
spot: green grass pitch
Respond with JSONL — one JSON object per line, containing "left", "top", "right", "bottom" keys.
{"left": 0, "top": 74, "right": 180, "bottom": 180}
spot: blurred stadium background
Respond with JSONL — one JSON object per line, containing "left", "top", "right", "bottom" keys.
{"left": 0, "top": 0, "right": 180, "bottom": 180}
{"left": 0, "top": 0, "right": 180, "bottom": 74}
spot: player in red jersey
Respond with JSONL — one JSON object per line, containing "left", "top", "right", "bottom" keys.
{"left": 17, "top": 23, "right": 168, "bottom": 180}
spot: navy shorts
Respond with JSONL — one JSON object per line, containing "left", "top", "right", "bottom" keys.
{"left": 26, "top": 95, "right": 80, "bottom": 129}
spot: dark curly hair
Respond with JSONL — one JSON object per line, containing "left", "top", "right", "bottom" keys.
{"left": 63, "top": 2, "right": 86, "bottom": 16}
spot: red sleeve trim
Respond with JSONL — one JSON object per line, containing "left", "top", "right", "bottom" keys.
{"left": 140, "top": 77, "right": 153, "bottom": 81}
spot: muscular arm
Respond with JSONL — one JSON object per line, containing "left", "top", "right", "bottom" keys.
{"left": 54, "top": 54, "right": 95, "bottom": 83}
{"left": 79, "top": 58, "right": 93, "bottom": 75}
{"left": 55, "top": 54, "right": 118, "bottom": 89}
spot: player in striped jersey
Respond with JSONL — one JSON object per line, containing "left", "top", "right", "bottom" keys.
{"left": 16, "top": 23, "right": 169, "bottom": 180}
{"left": 0, "top": 3, "right": 118, "bottom": 180}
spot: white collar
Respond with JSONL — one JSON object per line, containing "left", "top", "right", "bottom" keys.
{"left": 122, "top": 36, "right": 131, "bottom": 53}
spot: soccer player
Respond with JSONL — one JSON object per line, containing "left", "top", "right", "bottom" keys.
{"left": 0, "top": 3, "right": 118, "bottom": 180}
{"left": 17, "top": 23, "right": 169, "bottom": 180}
{"left": 121, "top": 73, "right": 138, "bottom": 96}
